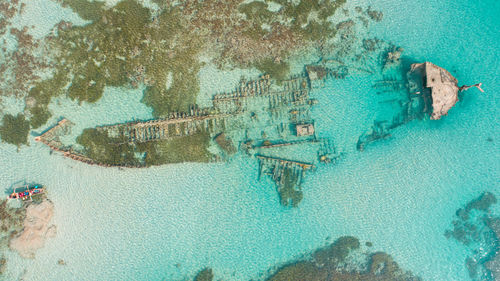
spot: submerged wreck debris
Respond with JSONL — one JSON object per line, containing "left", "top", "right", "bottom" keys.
{"left": 257, "top": 155, "right": 314, "bottom": 207}
{"left": 35, "top": 70, "right": 336, "bottom": 206}
{"left": 214, "top": 133, "right": 236, "bottom": 155}
{"left": 373, "top": 75, "right": 406, "bottom": 92}
{"left": 34, "top": 119, "right": 73, "bottom": 150}
{"left": 295, "top": 123, "right": 315, "bottom": 137}
{"left": 356, "top": 121, "right": 392, "bottom": 151}
{"left": 305, "top": 63, "right": 349, "bottom": 83}
{"left": 318, "top": 138, "right": 341, "bottom": 164}
{"left": 408, "top": 62, "right": 482, "bottom": 120}
{"left": 35, "top": 119, "right": 102, "bottom": 166}
{"left": 96, "top": 112, "right": 232, "bottom": 144}
{"left": 359, "top": 60, "right": 482, "bottom": 151}
{"left": 383, "top": 46, "right": 404, "bottom": 69}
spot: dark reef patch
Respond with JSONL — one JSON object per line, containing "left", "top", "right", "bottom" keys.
{"left": 76, "top": 128, "right": 140, "bottom": 166}
{"left": 8, "top": 0, "right": 352, "bottom": 132}
{"left": 267, "top": 236, "right": 419, "bottom": 281}
{"left": 187, "top": 236, "right": 421, "bottom": 281}
{"left": 445, "top": 192, "right": 500, "bottom": 280}
{"left": 278, "top": 167, "right": 304, "bottom": 207}
{"left": 0, "top": 113, "right": 30, "bottom": 148}
{"left": 193, "top": 267, "right": 214, "bottom": 281}
{"left": 76, "top": 127, "right": 213, "bottom": 167}
{"left": 136, "top": 131, "right": 213, "bottom": 166}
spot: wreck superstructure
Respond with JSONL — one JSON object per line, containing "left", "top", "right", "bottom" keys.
{"left": 356, "top": 56, "right": 483, "bottom": 151}
{"left": 408, "top": 62, "right": 482, "bottom": 120}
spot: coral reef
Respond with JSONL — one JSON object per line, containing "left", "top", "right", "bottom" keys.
{"left": 12, "top": 0, "right": 352, "bottom": 131}
{"left": 266, "top": 236, "right": 420, "bottom": 281}
{"left": 0, "top": 200, "right": 26, "bottom": 239}
{"left": 186, "top": 236, "right": 420, "bottom": 281}
{"left": 0, "top": 1, "right": 52, "bottom": 100}
{"left": 176, "top": 0, "right": 346, "bottom": 68}
{"left": 0, "top": 113, "right": 30, "bottom": 147}
{"left": 193, "top": 267, "right": 214, "bottom": 281}
{"left": 22, "top": 0, "right": 203, "bottom": 122}
{"left": 0, "top": 200, "right": 25, "bottom": 276}
{"left": 445, "top": 192, "right": 500, "bottom": 280}
{"left": 485, "top": 217, "right": 500, "bottom": 280}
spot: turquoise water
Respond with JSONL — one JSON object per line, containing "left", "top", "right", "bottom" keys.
{"left": 0, "top": 0, "right": 499, "bottom": 280}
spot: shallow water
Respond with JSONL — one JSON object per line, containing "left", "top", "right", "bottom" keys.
{"left": 0, "top": 0, "right": 499, "bottom": 280}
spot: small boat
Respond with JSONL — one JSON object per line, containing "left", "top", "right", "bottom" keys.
{"left": 8, "top": 184, "right": 45, "bottom": 200}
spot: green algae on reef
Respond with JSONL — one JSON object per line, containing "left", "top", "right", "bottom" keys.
{"left": 254, "top": 58, "right": 290, "bottom": 82}
{"left": 136, "top": 131, "right": 213, "bottom": 166}
{"left": 1, "top": 0, "right": 364, "bottom": 144}
{"left": 29, "top": 0, "right": 203, "bottom": 119}
{"left": 76, "top": 128, "right": 139, "bottom": 166}
{"left": 75, "top": 127, "right": 213, "bottom": 167}
{"left": 33, "top": 0, "right": 349, "bottom": 117}
{"left": 0, "top": 113, "right": 30, "bottom": 147}
{"left": 58, "top": 0, "right": 105, "bottom": 21}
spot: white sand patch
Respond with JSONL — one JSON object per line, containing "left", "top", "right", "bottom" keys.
{"left": 165, "top": 71, "right": 173, "bottom": 90}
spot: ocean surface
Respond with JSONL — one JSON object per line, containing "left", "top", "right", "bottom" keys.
{"left": 0, "top": 0, "right": 499, "bottom": 280}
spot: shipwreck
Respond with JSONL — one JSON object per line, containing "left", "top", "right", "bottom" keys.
{"left": 407, "top": 62, "right": 483, "bottom": 120}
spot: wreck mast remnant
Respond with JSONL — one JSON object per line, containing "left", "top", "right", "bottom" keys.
{"left": 408, "top": 62, "right": 482, "bottom": 120}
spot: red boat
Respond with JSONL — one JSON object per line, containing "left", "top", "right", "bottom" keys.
{"left": 8, "top": 184, "right": 45, "bottom": 200}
